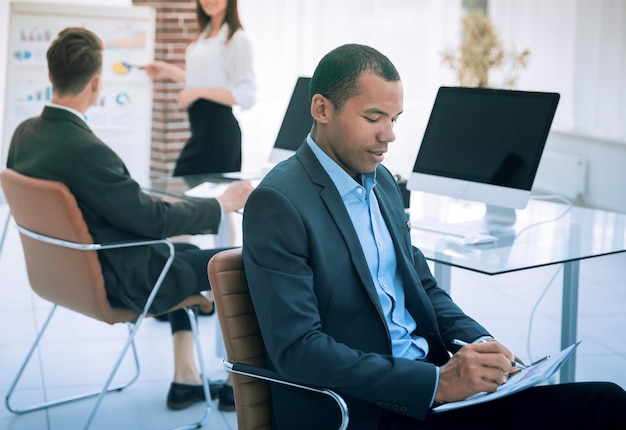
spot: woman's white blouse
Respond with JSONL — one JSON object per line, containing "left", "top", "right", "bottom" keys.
{"left": 185, "top": 23, "right": 256, "bottom": 110}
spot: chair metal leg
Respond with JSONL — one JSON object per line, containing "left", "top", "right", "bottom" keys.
{"left": 5, "top": 304, "right": 141, "bottom": 416}
{"left": 171, "top": 307, "right": 211, "bottom": 430}
{"left": 83, "top": 315, "right": 150, "bottom": 429}
{"left": 85, "top": 241, "right": 175, "bottom": 428}
{"left": 0, "top": 211, "right": 10, "bottom": 259}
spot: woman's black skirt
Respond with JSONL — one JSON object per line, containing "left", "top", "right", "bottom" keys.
{"left": 173, "top": 99, "right": 242, "bottom": 176}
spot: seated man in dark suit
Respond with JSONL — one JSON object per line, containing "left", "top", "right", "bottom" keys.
{"left": 241, "top": 43, "right": 626, "bottom": 429}
{"left": 6, "top": 27, "right": 248, "bottom": 411}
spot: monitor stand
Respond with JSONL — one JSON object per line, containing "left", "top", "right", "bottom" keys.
{"left": 450, "top": 204, "right": 517, "bottom": 236}
{"left": 483, "top": 205, "right": 517, "bottom": 232}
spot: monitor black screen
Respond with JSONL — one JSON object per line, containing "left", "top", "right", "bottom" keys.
{"left": 411, "top": 86, "right": 560, "bottom": 191}
{"left": 273, "top": 76, "right": 312, "bottom": 152}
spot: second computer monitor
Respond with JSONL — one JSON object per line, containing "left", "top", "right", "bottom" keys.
{"left": 268, "top": 76, "right": 313, "bottom": 164}
{"left": 407, "top": 86, "right": 560, "bottom": 216}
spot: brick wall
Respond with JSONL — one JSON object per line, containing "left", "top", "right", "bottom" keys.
{"left": 132, "top": 0, "right": 197, "bottom": 178}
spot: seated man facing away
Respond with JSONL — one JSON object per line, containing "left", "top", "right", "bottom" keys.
{"left": 241, "top": 43, "right": 626, "bottom": 429}
{"left": 6, "top": 27, "right": 250, "bottom": 412}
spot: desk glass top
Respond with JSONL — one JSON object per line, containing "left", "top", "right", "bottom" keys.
{"left": 409, "top": 192, "right": 626, "bottom": 275}
{"left": 148, "top": 179, "right": 626, "bottom": 275}
{"left": 148, "top": 174, "right": 235, "bottom": 199}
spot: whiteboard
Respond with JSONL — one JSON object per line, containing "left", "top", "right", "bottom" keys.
{"left": 2, "top": 2, "right": 155, "bottom": 186}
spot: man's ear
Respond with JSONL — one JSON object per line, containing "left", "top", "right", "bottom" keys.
{"left": 90, "top": 73, "right": 101, "bottom": 93}
{"left": 311, "top": 94, "right": 333, "bottom": 124}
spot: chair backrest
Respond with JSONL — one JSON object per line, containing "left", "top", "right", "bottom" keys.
{"left": 208, "top": 248, "right": 272, "bottom": 430}
{"left": 0, "top": 169, "right": 136, "bottom": 324}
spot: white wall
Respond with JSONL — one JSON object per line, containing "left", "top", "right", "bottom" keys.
{"left": 2, "top": 0, "right": 625, "bottom": 213}
{"left": 546, "top": 131, "right": 626, "bottom": 212}
{"left": 490, "top": 0, "right": 626, "bottom": 213}
{"left": 236, "top": 0, "right": 462, "bottom": 178}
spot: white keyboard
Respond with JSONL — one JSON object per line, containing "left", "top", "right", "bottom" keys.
{"left": 410, "top": 218, "right": 488, "bottom": 238}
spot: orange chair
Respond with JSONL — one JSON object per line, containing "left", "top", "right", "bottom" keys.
{"left": 208, "top": 247, "right": 349, "bottom": 430}
{"left": 0, "top": 169, "right": 211, "bottom": 429}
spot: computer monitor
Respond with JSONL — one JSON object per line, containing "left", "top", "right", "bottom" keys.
{"left": 267, "top": 76, "right": 313, "bottom": 164}
{"left": 407, "top": 86, "right": 560, "bottom": 231}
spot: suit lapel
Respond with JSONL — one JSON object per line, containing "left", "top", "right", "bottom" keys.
{"left": 296, "top": 144, "right": 384, "bottom": 314}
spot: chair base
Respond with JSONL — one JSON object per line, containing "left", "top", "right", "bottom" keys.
{"left": 5, "top": 304, "right": 141, "bottom": 416}
{"left": 5, "top": 305, "right": 211, "bottom": 430}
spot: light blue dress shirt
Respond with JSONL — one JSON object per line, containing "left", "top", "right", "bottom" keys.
{"left": 306, "top": 136, "right": 430, "bottom": 360}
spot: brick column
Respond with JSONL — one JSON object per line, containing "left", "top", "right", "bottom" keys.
{"left": 132, "top": 0, "right": 197, "bottom": 178}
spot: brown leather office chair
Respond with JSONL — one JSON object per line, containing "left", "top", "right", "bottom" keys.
{"left": 207, "top": 248, "right": 349, "bottom": 430}
{"left": 0, "top": 169, "right": 212, "bottom": 429}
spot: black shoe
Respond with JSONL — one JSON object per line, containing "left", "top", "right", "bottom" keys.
{"left": 218, "top": 384, "right": 236, "bottom": 412}
{"left": 166, "top": 379, "right": 225, "bottom": 410}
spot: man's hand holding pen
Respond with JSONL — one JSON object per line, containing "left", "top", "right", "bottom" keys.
{"left": 434, "top": 339, "right": 522, "bottom": 405}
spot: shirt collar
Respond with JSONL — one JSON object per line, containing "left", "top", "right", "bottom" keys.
{"left": 306, "top": 134, "right": 377, "bottom": 197}
{"left": 47, "top": 102, "right": 87, "bottom": 123}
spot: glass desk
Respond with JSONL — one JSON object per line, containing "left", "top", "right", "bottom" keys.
{"left": 409, "top": 192, "right": 626, "bottom": 383}
{"left": 148, "top": 174, "right": 240, "bottom": 247}
{"left": 149, "top": 173, "right": 236, "bottom": 197}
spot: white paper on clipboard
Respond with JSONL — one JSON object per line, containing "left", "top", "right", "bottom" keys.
{"left": 183, "top": 182, "right": 229, "bottom": 198}
{"left": 432, "top": 341, "right": 581, "bottom": 413}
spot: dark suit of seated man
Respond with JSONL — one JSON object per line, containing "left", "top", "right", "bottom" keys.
{"left": 241, "top": 43, "right": 626, "bottom": 429}
{"left": 6, "top": 27, "right": 251, "bottom": 412}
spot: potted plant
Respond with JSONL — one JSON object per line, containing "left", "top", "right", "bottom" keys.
{"left": 442, "top": 11, "right": 530, "bottom": 88}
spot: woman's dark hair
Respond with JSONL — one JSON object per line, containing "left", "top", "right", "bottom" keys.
{"left": 310, "top": 44, "right": 400, "bottom": 112}
{"left": 196, "top": 0, "right": 243, "bottom": 41}
{"left": 46, "top": 27, "right": 103, "bottom": 96}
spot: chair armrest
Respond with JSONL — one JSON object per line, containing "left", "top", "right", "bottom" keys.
{"left": 224, "top": 360, "right": 349, "bottom": 430}
{"left": 15, "top": 224, "right": 175, "bottom": 319}
{"left": 15, "top": 223, "right": 172, "bottom": 253}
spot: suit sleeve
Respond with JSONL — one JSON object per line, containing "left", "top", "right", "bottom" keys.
{"left": 71, "top": 143, "right": 222, "bottom": 239}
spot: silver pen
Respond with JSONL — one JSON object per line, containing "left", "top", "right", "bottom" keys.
{"left": 530, "top": 355, "right": 551, "bottom": 366}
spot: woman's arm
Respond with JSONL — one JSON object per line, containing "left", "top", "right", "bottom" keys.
{"left": 141, "top": 60, "right": 186, "bottom": 84}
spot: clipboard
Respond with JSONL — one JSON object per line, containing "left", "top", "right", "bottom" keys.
{"left": 432, "top": 341, "right": 581, "bottom": 413}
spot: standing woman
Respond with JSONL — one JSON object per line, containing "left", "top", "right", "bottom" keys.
{"left": 143, "top": 0, "right": 256, "bottom": 176}
{"left": 143, "top": 1, "right": 255, "bottom": 411}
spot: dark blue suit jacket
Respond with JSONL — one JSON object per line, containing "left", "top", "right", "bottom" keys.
{"left": 242, "top": 141, "right": 489, "bottom": 429}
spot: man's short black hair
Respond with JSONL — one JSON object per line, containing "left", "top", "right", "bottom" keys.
{"left": 310, "top": 44, "right": 400, "bottom": 112}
